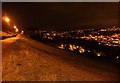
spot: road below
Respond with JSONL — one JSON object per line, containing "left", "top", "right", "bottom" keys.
{"left": 2, "top": 35, "right": 119, "bottom": 81}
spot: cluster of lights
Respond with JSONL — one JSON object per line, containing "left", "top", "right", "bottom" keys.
{"left": 58, "top": 44, "right": 86, "bottom": 54}
{"left": 58, "top": 43, "right": 106, "bottom": 57}
{"left": 40, "top": 26, "right": 120, "bottom": 48}
{"left": 100, "top": 26, "right": 120, "bottom": 32}
{"left": 81, "top": 34, "right": 120, "bottom": 47}
{"left": 39, "top": 28, "right": 120, "bottom": 61}
{"left": 59, "top": 44, "right": 110, "bottom": 59}
{"left": 2, "top": 16, "right": 21, "bottom": 33}
{"left": 14, "top": 25, "right": 19, "bottom": 32}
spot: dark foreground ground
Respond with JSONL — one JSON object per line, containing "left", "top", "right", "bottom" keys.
{"left": 2, "top": 35, "right": 119, "bottom": 81}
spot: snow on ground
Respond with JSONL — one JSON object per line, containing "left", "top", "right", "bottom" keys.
{"left": 2, "top": 36, "right": 119, "bottom": 81}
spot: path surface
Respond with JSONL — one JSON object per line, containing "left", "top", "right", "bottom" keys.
{"left": 2, "top": 35, "right": 119, "bottom": 81}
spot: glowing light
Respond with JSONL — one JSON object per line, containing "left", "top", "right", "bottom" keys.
{"left": 58, "top": 44, "right": 64, "bottom": 49}
{"left": 97, "top": 53, "right": 101, "bottom": 56}
{"left": 61, "top": 44, "right": 64, "bottom": 47}
{"left": 21, "top": 31, "right": 24, "bottom": 34}
{"left": 53, "top": 33, "right": 56, "bottom": 36}
{"left": 88, "top": 50, "right": 90, "bottom": 52}
{"left": 48, "top": 37, "right": 51, "bottom": 39}
{"left": 79, "top": 47, "right": 85, "bottom": 53}
{"left": 3, "top": 17, "right": 10, "bottom": 23}
{"left": 22, "top": 31, "right": 24, "bottom": 33}
{"left": 61, "top": 36, "right": 63, "bottom": 37}
{"left": 73, "top": 45, "right": 77, "bottom": 49}
{"left": 15, "top": 28, "right": 19, "bottom": 32}
{"left": 47, "top": 33, "right": 50, "bottom": 36}
{"left": 69, "top": 44, "right": 74, "bottom": 51}
{"left": 116, "top": 56, "right": 119, "bottom": 59}
{"left": 14, "top": 26, "right": 17, "bottom": 29}
{"left": 76, "top": 46, "right": 79, "bottom": 48}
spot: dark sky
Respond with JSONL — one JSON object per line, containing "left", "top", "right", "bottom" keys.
{"left": 2, "top": 2, "right": 119, "bottom": 31}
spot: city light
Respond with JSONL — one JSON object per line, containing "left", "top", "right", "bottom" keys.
{"left": 58, "top": 44, "right": 64, "bottom": 49}
{"left": 97, "top": 53, "right": 101, "bottom": 56}
{"left": 116, "top": 56, "right": 119, "bottom": 59}
{"left": 69, "top": 44, "right": 74, "bottom": 51}
{"left": 61, "top": 44, "right": 64, "bottom": 47}
{"left": 79, "top": 47, "right": 85, "bottom": 53}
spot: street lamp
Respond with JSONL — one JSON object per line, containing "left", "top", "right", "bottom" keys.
{"left": 14, "top": 25, "right": 17, "bottom": 29}
{"left": 21, "top": 30, "right": 24, "bottom": 34}
{"left": 3, "top": 17, "right": 10, "bottom": 23}
{"left": 13, "top": 25, "right": 19, "bottom": 32}
{"left": 15, "top": 28, "right": 19, "bottom": 32}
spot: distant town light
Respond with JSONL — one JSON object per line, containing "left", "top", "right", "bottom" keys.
{"left": 69, "top": 44, "right": 74, "bottom": 51}
{"left": 47, "top": 33, "right": 50, "bottom": 36}
{"left": 88, "top": 50, "right": 90, "bottom": 52}
{"left": 116, "top": 56, "right": 119, "bottom": 59}
{"left": 73, "top": 45, "right": 77, "bottom": 49}
{"left": 79, "top": 47, "right": 85, "bottom": 53}
{"left": 53, "top": 33, "right": 56, "bottom": 36}
{"left": 61, "top": 44, "right": 64, "bottom": 47}
{"left": 58, "top": 44, "right": 64, "bottom": 49}
{"left": 76, "top": 46, "right": 79, "bottom": 48}
{"left": 97, "top": 53, "right": 101, "bottom": 56}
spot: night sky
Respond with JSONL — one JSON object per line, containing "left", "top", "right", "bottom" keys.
{"left": 2, "top": 2, "right": 119, "bottom": 31}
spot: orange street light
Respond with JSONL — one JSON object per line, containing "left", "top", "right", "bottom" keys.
{"left": 4, "top": 17, "right": 10, "bottom": 23}
{"left": 15, "top": 28, "right": 19, "bottom": 32}
{"left": 14, "top": 25, "right": 17, "bottom": 29}
{"left": 21, "top": 30, "right": 24, "bottom": 34}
